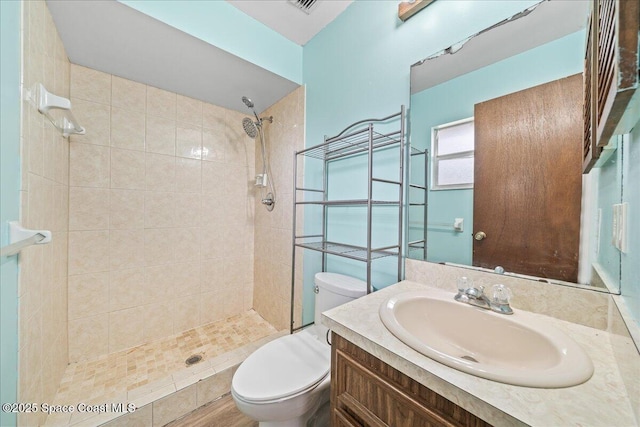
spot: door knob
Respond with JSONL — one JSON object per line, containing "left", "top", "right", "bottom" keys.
{"left": 474, "top": 231, "right": 487, "bottom": 241}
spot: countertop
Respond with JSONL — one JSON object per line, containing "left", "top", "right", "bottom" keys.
{"left": 322, "top": 280, "right": 637, "bottom": 427}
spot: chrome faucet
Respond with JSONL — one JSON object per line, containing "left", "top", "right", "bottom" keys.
{"left": 454, "top": 277, "right": 513, "bottom": 315}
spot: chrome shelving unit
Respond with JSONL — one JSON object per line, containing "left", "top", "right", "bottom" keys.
{"left": 407, "top": 147, "right": 428, "bottom": 260}
{"left": 290, "top": 107, "right": 405, "bottom": 332}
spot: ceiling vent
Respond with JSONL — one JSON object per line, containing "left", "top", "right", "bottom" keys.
{"left": 288, "top": 0, "right": 319, "bottom": 14}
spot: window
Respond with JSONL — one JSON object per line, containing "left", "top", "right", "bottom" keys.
{"left": 431, "top": 118, "right": 474, "bottom": 190}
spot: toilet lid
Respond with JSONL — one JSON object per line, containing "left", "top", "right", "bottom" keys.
{"left": 232, "top": 332, "right": 330, "bottom": 402}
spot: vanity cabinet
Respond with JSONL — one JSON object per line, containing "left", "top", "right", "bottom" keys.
{"left": 330, "top": 333, "right": 492, "bottom": 427}
{"left": 583, "top": 0, "right": 639, "bottom": 172}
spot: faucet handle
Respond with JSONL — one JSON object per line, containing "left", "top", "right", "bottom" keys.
{"left": 491, "top": 284, "right": 512, "bottom": 304}
{"left": 456, "top": 276, "right": 472, "bottom": 293}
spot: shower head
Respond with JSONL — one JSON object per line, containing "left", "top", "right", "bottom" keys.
{"left": 242, "top": 117, "right": 258, "bottom": 139}
{"left": 242, "top": 95, "right": 261, "bottom": 123}
{"left": 242, "top": 96, "right": 254, "bottom": 109}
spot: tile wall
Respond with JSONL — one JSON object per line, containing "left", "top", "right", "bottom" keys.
{"left": 18, "top": 1, "right": 71, "bottom": 425}
{"left": 253, "top": 87, "right": 305, "bottom": 330}
{"left": 67, "top": 66, "right": 257, "bottom": 362}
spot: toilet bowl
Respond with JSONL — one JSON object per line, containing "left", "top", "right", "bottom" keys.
{"left": 231, "top": 272, "right": 367, "bottom": 427}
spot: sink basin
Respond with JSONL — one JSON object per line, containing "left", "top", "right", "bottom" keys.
{"left": 379, "top": 289, "right": 594, "bottom": 388}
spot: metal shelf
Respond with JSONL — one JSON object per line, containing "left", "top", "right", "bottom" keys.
{"left": 290, "top": 106, "right": 405, "bottom": 333}
{"left": 294, "top": 241, "right": 399, "bottom": 262}
{"left": 295, "top": 199, "right": 400, "bottom": 206}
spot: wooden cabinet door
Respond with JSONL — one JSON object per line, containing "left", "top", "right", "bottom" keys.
{"left": 331, "top": 334, "right": 492, "bottom": 427}
{"left": 473, "top": 74, "right": 583, "bottom": 283}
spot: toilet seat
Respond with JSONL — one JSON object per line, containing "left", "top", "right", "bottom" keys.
{"left": 231, "top": 331, "right": 330, "bottom": 403}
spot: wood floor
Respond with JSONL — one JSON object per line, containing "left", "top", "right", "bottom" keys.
{"left": 166, "top": 394, "right": 257, "bottom": 427}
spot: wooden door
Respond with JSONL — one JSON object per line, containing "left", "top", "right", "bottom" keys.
{"left": 473, "top": 74, "right": 583, "bottom": 282}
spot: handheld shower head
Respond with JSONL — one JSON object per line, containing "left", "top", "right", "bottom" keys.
{"left": 242, "top": 117, "right": 258, "bottom": 139}
{"left": 242, "top": 96, "right": 254, "bottom": 109}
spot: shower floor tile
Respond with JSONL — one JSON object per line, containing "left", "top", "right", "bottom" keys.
{"left": 48, "top": 310, "right": 281, "bottom": 425}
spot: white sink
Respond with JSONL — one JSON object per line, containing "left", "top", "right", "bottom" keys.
{"left": 379, "top": 288, "right": 594, "bottom": 388}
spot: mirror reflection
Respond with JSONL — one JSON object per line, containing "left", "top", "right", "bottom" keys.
{"left": 407, "top": 0, "right": 623, "bottom": 293}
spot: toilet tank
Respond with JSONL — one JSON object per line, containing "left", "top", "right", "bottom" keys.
{"left": 313, "top": 272, "right": 367, "bottom": 338}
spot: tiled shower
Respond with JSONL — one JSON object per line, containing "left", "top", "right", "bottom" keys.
{"left": 17, "top": 1, "right": 305, "bottom": 425}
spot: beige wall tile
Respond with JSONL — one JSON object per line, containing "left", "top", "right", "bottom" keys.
{"left": 70, "top": 98, "right": 110, "bottom": 146}
{"left": 174, "top": 194, "right": 201, "bottom": 228}
{"left": 27, "top": 107, "right": 44, "bottom": 176}
{"left": 71, "top": 64, "right": 111, "bottom": 104}
{"left": 100, "top": 404, "right": 152, "bottom": 427}
{"left": 252, "top": 86, "right": 304, "bottom": 325}
{"left": 69, "top": 142, "right": 110, "bottom": 188}
{"left": 111, "top": 107, "right": 146, "bottom": 151}
{"left": 175, "top": 158, "right": 201, "bottom": 193}
{"left": 110, "top": 189, "right": 144, "bottom": 229}
{"left": 174, "top": 228, "right": 201, "bottom": 264}
{"left": 65, "top": 68, "right": 266, "bottom": 359}
{"left": 200, "top": 227, "right": 224, "bottom": 260}
{"left": 147, "top": 86, "right": 176, "bottom": 119}
{"left": 110, "top": 229, "right": 145, "bottom": 270}
{"left": 145, "top": 191, "right": 175, "bottom": 228}
{"left": 68, "top": 230, "right": 110, "bottom": 275}
{"left": 145, "top": 153, "right": 176, "bottom": 192}
{"left": 144, "top": 264, "right": 175, "bottom": 302}
{"left": 202, "top": 126, "right": 225, "bottom": 162}
{"left": 199, "top": 291, "right": 225, "bottom": 325}
{"left": 110, "top": 268, "right": 148, "bottom": 311}
{"left": 223, "top": 256, "right": 254, "bottom": 288}
{"left": 69, "top": 187, "right": 109, "bottom": 231}
{"left": 146, "top": 115, "right": 176, "bottom": 156}
{"left": 201, "top": 161, "right": 225, "bottom": 194}
{"left": 109, "top": 149, "right": 145, "bottom": 191}
{"left": 202, "top": 103, "right": 227, "bottom": 129}
{"left": 143, "top": 301, "right": 174, "bottom": 343}
{"left": 69, "top": 314, "right": 108, "bottom": 361}
{"left": 171, "top": 262, "right": 201, "bottom": 296}
{"left": 176, "top": 124, "right": 203, "bottom": 159}
{"left": 152, "top": 385, "right": 197, "bottom": 427}
{"left": 144, "top": 228, "right": 175, "bottom": 266}
{"left": 109, "top": 306, "right": 145, "bottom": 352}
{"left": 172, "top": 295, "right": 200, "bottom": 333}
{"left": 112, "top": 75, "right": 146, "bottom": 113}
{"left": 68, "top": 272, "right": 109, "bottom": 320}
{"left": 19, "top": 2, "right": 70, "bottom": 398}
{"left": 195, "top": 367, "right": 236, "bottom": 405}
{"left": 177, "top": 95, "right": 202, "bottom": 126}
{"left": 42, "top": 125, "right": 56, "bottom": 181}
{"left": 200, "top": 261, "right": 224, "bottom": 293}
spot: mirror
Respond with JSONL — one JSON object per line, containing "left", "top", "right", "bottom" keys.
{"left": 407, "top": 0, "right": 623, "bottom": 293}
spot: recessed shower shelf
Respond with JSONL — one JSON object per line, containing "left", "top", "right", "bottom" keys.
{"left": 294, "top": 240, "right": 399, "bottom": 262}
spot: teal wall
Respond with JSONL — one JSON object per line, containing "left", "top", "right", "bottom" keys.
{"left": 622, "top": 125, "right": 640, "bottom": 325}
{"left": 0, "top": 1, "right": 22, "bottom": 425}
{"left": 409, "top": 31, "right": 584, "bottom": 265}
{"left": 300, "top": 0, "right": 541, "bottom": 323}
{"left": 119, "top": 0, "right": 303, "bottom": 84}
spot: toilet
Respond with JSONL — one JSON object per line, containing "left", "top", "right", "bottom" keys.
{"left": 231, "top": 272, "right": 367, "bottom": 427}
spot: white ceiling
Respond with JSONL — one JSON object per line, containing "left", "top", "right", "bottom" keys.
{"left": 46, "top": 0, "right": 353, "bottom": 113}
{"left": 411, "top": 0, "right": 589, "bottom": 94}
{"left": 227, "top": 0, "right": 353, "bottom": 46}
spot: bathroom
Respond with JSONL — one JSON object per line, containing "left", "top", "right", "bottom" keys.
{"left": 0, "top": 0, "right": 638, "bottom": 426}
